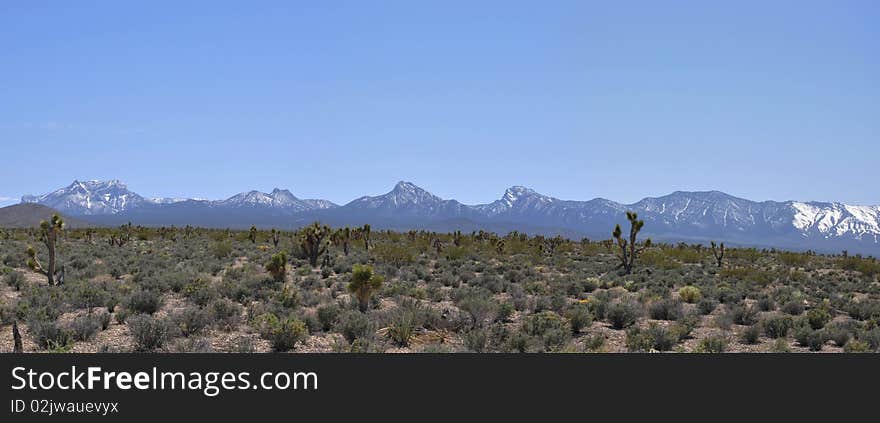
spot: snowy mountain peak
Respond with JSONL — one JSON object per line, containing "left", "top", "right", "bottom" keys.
{"left": 22, "top": 179, "right": 145, "bottom": 215}
{"left": 503, "top": 186, "right": 539, "bottom": 205}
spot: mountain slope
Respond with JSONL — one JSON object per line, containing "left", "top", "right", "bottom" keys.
{"left": 0, "top": 204, "right": 91, "bottom": 228}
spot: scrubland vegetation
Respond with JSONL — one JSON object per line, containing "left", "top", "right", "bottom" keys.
{"left": 1, "top": 215, "right": 879, "bottom": 353}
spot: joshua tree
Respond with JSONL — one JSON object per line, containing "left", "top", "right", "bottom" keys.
{"left": 300, "top": 222, "right": 331, "bottom": 267}
{"left": 347, "top": 264, "right": 384, "bottom": 312}
{"left": 13, "top": 321, "right": 23, "bottom": 353}
{"left": 331, "top": 227, "right": 352, "bottom": 256}
{"left": 453, "top": 230, "right": 462, "bottom": 247}
{"left": 270, "top": 229, "right": 281, "bottom": 247}
{"left": 495, "top": 239, "right": 505, "bottom": 254}
{"left": 546, "top": 235, "right": 564, "bottom": 256}
{"left": 711, "top": 241, "right": 725, "bottom": 268}
{"left": 362, "top": 224, "right": 372, "bottom": 251}
{"left": 249, "top": 225, "right": 258, "bottom": 244}
{"left": 433, "top": 238, "right": 443, "bottom": 254}
{"left": 265, "top": 251, "right": 288, "bottom": 282}
{"left": 612, "top": 211, "right": 652, "bottom": 275}
{"left": 26, "top": 214, "right": 64, "bottom": 286}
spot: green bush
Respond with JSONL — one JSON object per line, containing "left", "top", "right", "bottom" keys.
{"left": 29, "top": 319, "right": 73, "bottom": 350}
{"left": 648, "top": 298, "right": 684, "bottom": 321}
{"left": 678, "top": 286, "right": 701, "bottom": 303}
{"left": 316, "top": 304, "right": 341, "bottom": 331}
{"left": 762, "top": 315, "right": 793, "bottom": 339}
{"left": 127, "top": 314, "right": 171, "bottom": 352}
{"left": 519, "top": 311, "right": 571, "bottom": 351}
{"left": 740, "top": 324, "right": 761, "bottom": 344}
{"left": 256, "top": 313, "right": 308, "bottom": 352}
{"left": 564, "top": 304, "right": 592, "bottom": 334}
{"left": 606, "top": 300, "right": 643, "bottom": 330}
{"left": 69, "top": 314, "right": 102, "bottom": 341}
{"left": 694, "top": 335, "right": 727, "bottom": 353}
{"left": 126, "top": 290, "right": 163, "bottom": 315}
{"left": 806, "top": 308, "right": 831, "bottom": 329}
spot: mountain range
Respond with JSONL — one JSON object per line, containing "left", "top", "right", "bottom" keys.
{"left": 14, "top": 179, "right": 880, "bottom": 256}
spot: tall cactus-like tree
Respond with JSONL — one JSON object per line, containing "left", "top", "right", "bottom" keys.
{"left": 453, "top": 230, "right": 462, "bottom": 247}
{"left": 249, "top": 225, "right": 258, "bottom": 244}
{"left": 26, "top": 214, "right": 64, "bottom": 286}
{"left": 331, "top": 227, "right": 351, "bottom": 256}
{"left": 612, "top": 211, "right": 652, "bottom": 275}
{"left": 362, "top": 224, "right": 372, "bottom": 251}
{"left": 300, "top": 222, "right": 331, "bottom": 267}
{"left": 347, "top": 264, "right": 384, "bottom": 312}
{"left": 13, "top": 321, "right": 23, "bottom": 353}
{"left": 270, "top": 229, "right": 281, "bottom": 247}
{"left": 711, "top": 241, "right": 725, "bottom": 268}
{"left": 433, "top": 238, "right": 443, "bottom": 255}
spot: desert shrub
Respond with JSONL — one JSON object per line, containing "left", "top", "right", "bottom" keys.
{"left": 806, "top": 308, "right": 832, "bottom": 330}
{"left": 606, "top": 300, "right": 643, "bottom": 330}
{"left": 564, "top": 304, "right": 592, "bottom": 334}
{"left": 694, "top": 335, "right": 727, "bottom": 353}
{"left": 183, "top": 277, "right": 217, "bottom": 307}
{"left": 519, "top": 311, "right": 571, "bottom": 351}
{"left": 794, "top": 326, "right": 825, "bottom": 351}
{"left": 170, "top": 337, "right": 213, "bottom": 353}
{"left": 4, "top": 270, "right": 25, "bottom": 291}
{"left": 387, "top": 309, "right": 417, "bottom": 347}
{"left": 338, "top": 310, "right": 375, "bottom": 343}
{"left": 740, "top": 324, "right": 761, "bottom": 344}
{"left": 648, "top": 298, "right": 684, "bottom": 321}
{"left": 455, "top": 288, "right": 498, "bottom": 328}
{"left": 127, "top": 314, "right": 171, "bottom": 352}
{"left": 316, "top": 304, "right": 341, "bottom": 331}
{"left": 770, "top": 338, "right": 792, "bottom": 352}
{"left": 843, "top": 339, "right": 871, "bottom": 353}
{"left": 372, "top": 244, "right": 415, "bottom": 267}
{"left": 496, "top": 302, "right": 515, "bottom": 322}
{"left": 778, "top": 251, "right": 810, "bottom": 267}
{"left": 670, "top": 313, "right": 700, "bottom": 341}
{"left": 265, "top": 316, "right": 308, "bottom": 352}
{"left": 859, "top": 327, "right": 880, "bottom": 351}
{"left": 98, "top": 311, "right": 112, "bottom": 330}
{"left": 69, "top": 314, "right": 102, "bottom": 341}
{"left": 208, "top": 298, "right": 242, "bottom": 330}
{"left": 756, "top": 296, "right": 775, "bottom": 312}
{"left": 824, "top": 323, "right": 852, "bottom": 347}
{"left": 762, "top": 315, "right": 793, "bottom": 339}
{"left": 626, "top": 324, "right": 675, "bottom": 352}
{"left": 126, "top": 290, "right": 163, "bottom": 315}
{"left": 846, "top": 300, "right": 880, "bottom": 321}
{"left": 697, "top": 298, "right": 719, "bottom": 315}
{"left": 781, "top": 300, "right": 804, "bottom": 316}
{"left": 29, "top": 319, "right": 72, "bottom": 350}
{"left": 211, "top": 240, "right": 232, "bottom": 259}
{"left": 728, "top": 304, "right": 758, "bottom": 326}
{"left": 463, "top": 328, "right": 488, "bottom": 352}
{"left": 171, "top": 306, "right": 210, "bottom": 337}
{"left": 678, "top": 286, "right": 701, "bottom": 303}
{"left": 583, "top": 334, "right": 606, "bottom": 352}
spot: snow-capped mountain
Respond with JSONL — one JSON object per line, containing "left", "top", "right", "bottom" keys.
{"left": 218, "top": 188, "right": 339, "bottom": 213}
{"left": 21, "top": 180, "right": 147, "bottom": 215}
{"left": 338, "top": 181, "right": 474, "bottom": 218}
{"left": 17, "top": 179, "right": 880, "bottom": 254}
{"left": 22, "top": 181, "right": 338, "bottom": 217}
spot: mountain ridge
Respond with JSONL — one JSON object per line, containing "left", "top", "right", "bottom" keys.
{"left": 18, "top": 180, "right": 880, "bottom": 255}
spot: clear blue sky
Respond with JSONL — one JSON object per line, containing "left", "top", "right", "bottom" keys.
{"left": 1, "top": 1, "right": 877, "bottom": 207}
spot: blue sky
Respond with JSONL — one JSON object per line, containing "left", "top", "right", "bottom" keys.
{"left": 1, "top": 1, "right": 877, "bottom": 207}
